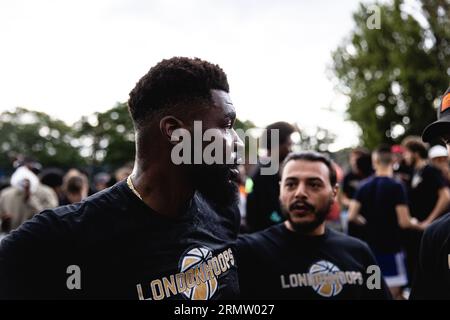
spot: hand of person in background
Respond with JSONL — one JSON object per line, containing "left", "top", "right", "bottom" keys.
{"left": 354, "top": 214, "right": 367, "bottom": 226}
{"left": 409, "top": 217, "right": 425, "bottom": 231}
{"left": 21, "top": 179, "right": 31, "bottom": 202}
{"left": 418, "top": 218, "right": 432, "bottom": 230}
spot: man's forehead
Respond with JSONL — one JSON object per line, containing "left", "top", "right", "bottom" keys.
{"left": 282, "top": 160, "right": 328, "bottom": 180}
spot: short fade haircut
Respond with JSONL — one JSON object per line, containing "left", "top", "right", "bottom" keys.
{"left": 374, "top": 144, "right": 393, "bottom": 166}
{"left": 402, "top": 136, "right": 428, "bottom": 159}
{"left": 280, "top": 151, "right": 337, "bottom": 186}
{"left": 128, "top": 57, "right": 229, "bottom": 129}
{"left": 261, "top": 121, "right": 296, "bottom": 150}
{"left": 351, "top": 147, "right": 370, "bottom": 157}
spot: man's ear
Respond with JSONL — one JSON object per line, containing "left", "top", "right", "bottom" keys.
{"left": 159, "top": 116, "right": 185, "bottom": 144}
{"left": 332, "top": 184, "right": 339, "bottom": 200}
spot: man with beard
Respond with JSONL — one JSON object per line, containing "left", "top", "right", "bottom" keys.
{"left": 237, "top": 151, "right": 391, "bottom": 299}
{"left": 0, "top": 57, "right": 243, "bottom": 299}
{"left": 401, "top": 136, "right": 450, "bottom": 285}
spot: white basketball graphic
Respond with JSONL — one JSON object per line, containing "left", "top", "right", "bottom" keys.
{"left": 180, "top": 247, "right": 217, "bottom": 300}
{"left": 309, "top": 260, "right": 343, "bottom": 297}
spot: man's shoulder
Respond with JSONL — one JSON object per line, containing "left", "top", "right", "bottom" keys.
{"left": 0, "top": 186, "right": 19, "bottom": 199}
{"left": 327, "top": 228, "right": 372, "bottom": 253}
{"left": 237, "top": 223, "right": 285, "bottom": 248}
{"left": 422, "top": 164, "right": 442, "bottom": 178}
{"left": 424, "top": 213, "right": 450, "bottom": 244}
{"left": 354, "top": 176, "right": 374, "bottom": 193}
{"left": 360, "top": 176, "right": 401, "bottom": 189}
{"left": 1, "top": 182, "right": 130, "bottom": 247}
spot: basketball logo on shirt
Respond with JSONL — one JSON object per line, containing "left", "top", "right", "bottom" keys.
{"left": 280, "top": 259, "right": 364, "bottom": 298}
{"left": 309, "top": 260, "right": 343, "bottom": 297}
{"left": 180, "top": 247, "right": 218, "bottom": 300}
{"left": 136, "top": 247, "right": 235, "bottom": 300}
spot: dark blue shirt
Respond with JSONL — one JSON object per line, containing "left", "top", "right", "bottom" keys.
{"left": 354, "top": 176, "right": 407, "bottom": 253}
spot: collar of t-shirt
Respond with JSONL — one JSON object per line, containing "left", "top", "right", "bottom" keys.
{"left": 119, "top": 180, "right": 198, "bottom": 223}
{"left": 280, "top": 223, "right": 330, "bottom": 243}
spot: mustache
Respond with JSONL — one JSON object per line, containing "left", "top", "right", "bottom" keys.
{"left": 289, "top": 200, "right": 315, "bottom": 212}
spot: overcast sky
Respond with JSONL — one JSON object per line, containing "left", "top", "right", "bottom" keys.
{"left": 0, "top": 0, "right": 374, "bottom": 151}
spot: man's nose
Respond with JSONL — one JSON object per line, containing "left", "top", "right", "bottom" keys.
{"left": 294, "top": 182, "right": 307, "bottom": 199}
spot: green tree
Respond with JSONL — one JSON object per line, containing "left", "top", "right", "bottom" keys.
{"left": 298, "top": 127, "right": 337, "bottom": 153}
{"left": 332, "top": 0, "right": 449, "bottom": 149}
{"left": 234, "top": 118, "right": 256, "bottom": 132}
{"left": 74, "top": 102, "right": 135, "bottom": 169}
{"left": 0, "top": 107, "right": 86, "bottom": 169}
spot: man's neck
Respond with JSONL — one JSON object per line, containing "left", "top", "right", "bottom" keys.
{"left": 284, "top": 220, "right": 326, "bottom": 236}
{"left": 131, "top": 158, "right": 195, "bottom": 217}
{"left": 414, "top": 158, "right": 427, "bottom": 170}
{"left": 376, "top": 166, "right": 393, "bottom": 177}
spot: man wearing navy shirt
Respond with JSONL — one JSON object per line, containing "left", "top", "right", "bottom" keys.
{"left": 348, "top": 145, "right": 422, "bottom": 299}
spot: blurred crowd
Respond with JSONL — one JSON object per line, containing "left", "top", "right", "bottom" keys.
{"left": 0, "top": 159, "right": 133, "bottom": 237}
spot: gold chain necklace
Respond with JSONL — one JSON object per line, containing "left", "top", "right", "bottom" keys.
{"left": 126, "top": 175, "right": 143, "bottom": 200}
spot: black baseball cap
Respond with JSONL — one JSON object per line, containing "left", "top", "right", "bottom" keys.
{"left": 422, "top": 87, "right": 450, "bottom": 143}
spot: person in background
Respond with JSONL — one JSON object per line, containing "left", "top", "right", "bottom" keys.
{"left": 402, "top": 136, "right": 450, "bottom": 227}
{"left": 326, "top": 162, "right": 344, "bottom": 232}
{"left": 346, "top": 149, "right": 373, "bottom": 240}
{"left": 39, "top": 168, "right": 65, "bottom": 205}
{"left": 60, "top": 169, "right": 90, "bottom": 205}
{"left": 391, "top": 145, "right": 413, "bottom": 187}
{"left": 93, "top": 172, "right": 111, "bottom": 192}
{"left": 348, "top": 145, "right": 422, "bottom": 299}
{"left": 0, "top": 166, "right": 58, "bottom": 232}
{"left": 236, "top": 164, "right": 249, "bottom": 232}
{"left": 402, "top": 136, "right": 450, "bottom": 284}
{"left": 246, "top": 121, "right": 296, "bottom": 232}
{"left": 340, "top": 148, "right": 371, "bottom": 209}
{"left": 428, "top": 145, "right": 450, "bottom": 186}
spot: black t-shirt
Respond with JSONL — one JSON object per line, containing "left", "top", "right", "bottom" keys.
{"left": 342, "top": 171, "right": 362, "bottom": 200}
{"left": 236, "top": 224, "right": 391, "bottom": 300}
{"left": 354, "top": 176, "right": 407, "bottom": 254}
{"left": 0, "top": 180, "right": 240, "bottom": 300}
{"left": 409, "top": 164, "right": 446, "bottom": 221}
{"left": 246, "top": 163, "right": 283, "bottom": 232}
{"left": 410, "top": 213, "right": 450, "bottom": 300}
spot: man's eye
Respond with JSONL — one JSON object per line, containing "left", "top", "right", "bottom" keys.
{"left": 285, "top": 182, "right": 295, "bottom": 188}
